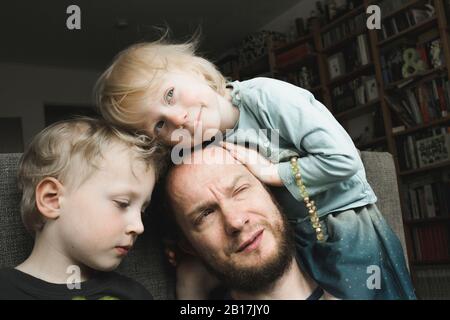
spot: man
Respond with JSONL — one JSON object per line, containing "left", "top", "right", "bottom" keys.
{"left": 162, "top": 146, "right": 336, "bottom": 300}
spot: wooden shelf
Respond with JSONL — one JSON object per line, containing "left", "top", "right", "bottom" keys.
{"left": 320, "top": 3, "right": 366, "bottom": 33}
{"left": 378, "top": 16, "right": 438, "bottom": 47}
{"left": 335, "top": 99, "right": 380, "bottom": 120}
{"left": 220, "top": 1, "right": 450, "bottom": 288}
{"left": 405, "top": 216, "right": 450, "bottom": 225}
{"left": 399, "top": 161, "right": 450, "bottom": 176}
{"left": 328, "top": 63, "right": 374, "bottom": 87}
{"left": 384, "top": 67, "right": 447, "bottom": 91}
{"left": 381, "top": 0, "right": 424, "bottom": 21}
{"left": 322, "top": 30, "right": 367, "bottom": 54}
{"left": 274, "top": 35, "right": 313, "bottom": 54}
{"left": 393, "top": 116, "right": 450, "bottom": 137}
{"left": 275, "top": 53, "right": 318, "bottom": 74}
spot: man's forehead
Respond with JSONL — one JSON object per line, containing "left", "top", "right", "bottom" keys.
{"left": 173, "top": 161, "right": 249, "bottom": 188}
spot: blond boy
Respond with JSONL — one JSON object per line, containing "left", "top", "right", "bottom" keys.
{"left": 0, "top": 118, "right": 166, "bottom": 300}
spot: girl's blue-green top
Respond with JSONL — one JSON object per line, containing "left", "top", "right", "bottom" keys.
{"left": 225, "top": 77, "right": 378, "bottom": 218}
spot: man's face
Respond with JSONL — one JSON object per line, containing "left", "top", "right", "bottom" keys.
{"left": 167, "top": 147, "right": 294, "bottom": 292}
{"left": 55, "top": 145, "right": 156, "bottom": 272}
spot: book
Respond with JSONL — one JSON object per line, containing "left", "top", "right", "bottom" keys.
{"left": 357, "top": 34, "right": 370, "bottom": 65}
{"left": 384, "top": 95, "right": 415, "bottom": 127}
{"left": 410, "top": 9, "right": 431, "bottom": 25}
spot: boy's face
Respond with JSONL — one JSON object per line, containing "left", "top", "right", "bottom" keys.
{"left": 140, "top": 70, "right": 230, "bottom": 147}
{"left": 55, "top": 145, "right": 155, "bottom": 272}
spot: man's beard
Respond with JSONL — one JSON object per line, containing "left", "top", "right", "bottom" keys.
{"left": 198, "top": 207, "right": 296, "bottom": 294}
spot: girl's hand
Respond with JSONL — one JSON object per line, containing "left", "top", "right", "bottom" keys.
{"left": 220, "top": 141, "right": 283, "bottom": 187}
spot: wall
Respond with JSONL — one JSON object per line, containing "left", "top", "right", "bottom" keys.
{"left": 261, "top": 0, "right": 320, "bottom": 35}
{"left": 0, "top": 63, "right": 100, "bottom": 146}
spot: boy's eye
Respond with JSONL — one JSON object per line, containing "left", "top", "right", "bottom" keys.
{"left": 154, "top": 120, "right": 165, "bottom": 134}
{"left": 164, "top": 88, "right": 175, "bottom": 104}
{"left": 115, "top": 200, "right": 130, "bottom": 209}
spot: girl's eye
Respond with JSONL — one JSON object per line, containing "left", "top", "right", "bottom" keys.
{"left": 155, "top": 120, "right": 165, "bottom": 134}
{"left": 165, "top": 88, "right": 175, "bottom": 104}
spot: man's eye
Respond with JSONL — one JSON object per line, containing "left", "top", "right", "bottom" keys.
{"left": 196, "top": 208, "right": 214, "bottom": 225}
{"left": 233, "top": 186, "right": 248, "bottom": 196}
{"left": 202, "top": 208, "right": 214, "bottom": 217}
{"left": 165, "top": 88, "right": 174, "bottom": 104}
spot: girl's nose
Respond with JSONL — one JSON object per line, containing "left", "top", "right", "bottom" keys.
{"left": 166, "top": 107, "right": 188, "bottom": 128}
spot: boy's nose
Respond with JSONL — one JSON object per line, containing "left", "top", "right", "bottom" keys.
{"left": 126, "top": 213, "right": 145, "bottom": 236}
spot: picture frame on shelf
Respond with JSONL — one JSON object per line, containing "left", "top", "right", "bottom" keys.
{"left": 416, "top": 132, "right": 450, "bottom": 167}
{"left": 346, "top": 112, "right": 375, "bottom": 145}
{"left": 328, "top": 52, "right": 346, "bottom": 79}
{"left": 364, "top": 76, "right": 379, "bottom": 102}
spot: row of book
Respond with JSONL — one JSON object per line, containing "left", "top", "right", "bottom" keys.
{"left": 413, "top": 265, "right": 450, "bottom": 299}
{"left": 380, "top": 37, "right": 445, "bottom": 85}
{"left": 398, "top": 126, "right": 450, "bottom": 170}
{"left": 410, "top": 224, "right": 450, "bottom": 262}
{"left": 275, "top": 64, "right": 320, "bottom": 91}
{"left": 331, "top": 74, "right": 379, "bottom": 114}
{"left": 404, "top": 172, "right": 450, "bottom": 220}
{"left": 321, "top": 12, "right": 366, "bottom": 49}
{"left": 378, "top": 0, "right": 412, "bottom": 14}
{"left": 379, "top": 3, "right": 434, "bottom": 41}
{"left": 327, "top": 34, "right": 371, "bottom": 81}
{"left": 275, "top": 42, "right": 314, "bottom": 69}
{"left": 385, "top": 77, "right": 450, "bottom": 128}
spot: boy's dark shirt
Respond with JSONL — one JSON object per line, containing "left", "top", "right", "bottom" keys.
{"left": 0, "top": 268, "right": 153, "bottom": 300}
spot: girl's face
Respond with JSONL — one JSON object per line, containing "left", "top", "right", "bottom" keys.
{"left": 141, "top": 70, "right": 231, "bottom": 148}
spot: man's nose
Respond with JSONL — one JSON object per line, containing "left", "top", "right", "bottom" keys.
{"left": 166, "top": 106, "right": 188, "bottom": 128}
{"left": 221, "top": 204, "right": 249, "bottom": 236}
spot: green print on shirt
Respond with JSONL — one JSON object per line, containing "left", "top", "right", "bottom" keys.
{"left": 72, "top": 296, "right": 119, "bottom": 300}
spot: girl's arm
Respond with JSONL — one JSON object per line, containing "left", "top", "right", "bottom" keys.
{"left": 239, "top": 78, "right": 362, "bottom": 199}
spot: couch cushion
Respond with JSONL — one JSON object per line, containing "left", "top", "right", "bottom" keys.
{"left": 0, "top": 153, "right": 175, "bottom": 299}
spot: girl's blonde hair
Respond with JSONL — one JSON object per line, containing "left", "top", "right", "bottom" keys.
{"left": 17, "top": 117, "right": 168, "bottom": 236}
{"left": 94, "top": 38, "right": 227, "bottom": 132}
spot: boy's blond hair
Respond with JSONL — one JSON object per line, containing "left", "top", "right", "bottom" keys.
{"left": 94, "top": 39, "right": 227, "bottom": 132}
{"left": 18, "top": 117, "right": 168, "bottom": 236}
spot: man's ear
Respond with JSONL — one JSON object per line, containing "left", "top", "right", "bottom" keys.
{"left": 35, "top": 177, "right": 64, "bottom": 220}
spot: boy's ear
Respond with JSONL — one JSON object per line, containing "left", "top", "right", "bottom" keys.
{"left": 35, "top": 177, "right": 64, "bottom": 220}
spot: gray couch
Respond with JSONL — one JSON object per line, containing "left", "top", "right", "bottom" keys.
{"left": 0, "top": 151, "right": 409, "bottom": 299}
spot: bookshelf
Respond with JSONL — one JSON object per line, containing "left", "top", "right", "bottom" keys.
{"left": 217, "top": 0, "right": 450, "bottom": 299}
